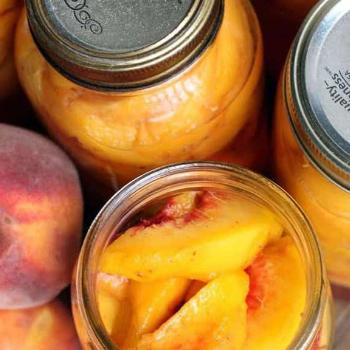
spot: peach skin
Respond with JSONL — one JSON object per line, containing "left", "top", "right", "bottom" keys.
{"left": 0, "top": 123, "right": 83, "bottom": 308}
{"left": 0, "top": 299, "right": 81, "bottom": 349}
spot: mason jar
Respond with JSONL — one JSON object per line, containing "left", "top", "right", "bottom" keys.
{"left": 252, "top": 0, "right": 317, "bottom": 79}
{"left": 72, "top": 162, "right": 333, "bottom": 350}
{"left": 0, "top": 0, "right": 21, "bottom": 100}
{"left": 274, "top": 0, "right": 350, "bottom": 287}
{"left": 15, "top": 0, "right": 266, "bottom": 192}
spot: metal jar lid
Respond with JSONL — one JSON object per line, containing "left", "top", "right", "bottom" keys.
{"left": 26, "top": 0, "right": 223, "bottom": 91}
{"left": 285, "top": 0, "right": 350, "bottom": 191}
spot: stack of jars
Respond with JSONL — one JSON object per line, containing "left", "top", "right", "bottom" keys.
{"left": 2, "top": 0, "right": 350, "bottom": 349}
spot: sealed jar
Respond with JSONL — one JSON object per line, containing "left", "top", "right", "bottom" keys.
{"left": 274, "top": 0, "right": 350, "bottom": 286}
{"left": 252, "top": 0, "right": 317, "bottom": 79}
{"left": 15, "top": 0, "right": 266, "bottom": 190}
{"left": 0, "top": 0, "right": 21, "bottom": 100}
{"left": 72, "top": 162, "right": 332, "bottom": 350}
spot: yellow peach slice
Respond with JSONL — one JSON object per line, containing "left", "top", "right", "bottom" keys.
{"left": 245, "top": 237, "right": 306, "bottom": 350}
{"left": 123, "top": 278, "right": 190, "bottom": 348}
{"left": 98, "top": 290, "right": 126, "bottom": 336}
{"left": 97, "top": 272, "right": 129, "bottom": 298}
{"left": 96, "top": 273, "right": 130, "bottom": 341}
{"left": 137, "top": 272, "right": 249, "bottom": 350}
{"left": 99, "top": 193, "right": 282, "bottom": 281}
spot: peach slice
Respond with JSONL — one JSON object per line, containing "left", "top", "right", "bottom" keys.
{"left": 99, "top": 192, "right": 282, "bottom": 281}
{"left": 122, "top": 278, "right": 190, "bottom": 348}
{"left": 245, "top": 236, "right": 306, "bottom": 350}
{"left": 141, "top": 191, "right": 199, "bottom": 226}
{"left": 97, "top": 272, "right": 129, "bottom": 298}
{"left": 97, "top": 273, "right": 130, "bottom": 341}
{"left": 137, "top": 272, "right": 249, "bottom": 350}
{"left": 98, "top": 290, "right": 124, "bottom": 336}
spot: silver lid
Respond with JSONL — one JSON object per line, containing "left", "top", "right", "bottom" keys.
{"left": 26, "top": 0, "right": 223, "bottom": 91}
{"left": 286, "top": 0, "right": 350, "bottom": 190}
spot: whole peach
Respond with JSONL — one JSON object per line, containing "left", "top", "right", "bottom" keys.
{"left": 0, "top": 123, "right": 83, "bottom": 308}
{"left": 0, "top": 299, "right": 81, "bottom": 349}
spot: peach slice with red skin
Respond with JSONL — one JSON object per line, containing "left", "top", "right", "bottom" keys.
{"left": 244, "top": 236, "right": 306, "bottom": 350}
{"left": 137, "top": 272, "right": 249, "bottom": 350}
{"left": 99, "top": 192, "right": 282, "bottom": 282}
{"left": 140, "top": 191, "right": 199, "bottom": 227}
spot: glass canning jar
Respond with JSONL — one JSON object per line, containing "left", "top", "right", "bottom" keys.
{"left": 0, "top": 0, "right": 21, "bottom": 100}
{"left": 15, "top": 0, "right": 266, "bottom": 191}
{"left": 274, "top": 0, "right": 350, "bottom": 287}
{"left": 72, "top": 162, "right": 333, "bottom": 350}
{"left": 252, "top": 0, "right": 317, "bottom": 79}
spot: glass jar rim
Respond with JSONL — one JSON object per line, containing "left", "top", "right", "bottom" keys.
{"left": 74, "top": 161, "right": 327, "bottom": 350}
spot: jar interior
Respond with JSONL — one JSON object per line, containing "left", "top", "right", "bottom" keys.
{"left": 76, "top": 163, "right": 326, "bottom": 350}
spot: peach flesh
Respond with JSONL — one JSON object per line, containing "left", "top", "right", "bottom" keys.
{"left": 96, "top": 192, "right": 311, "bottom": 350}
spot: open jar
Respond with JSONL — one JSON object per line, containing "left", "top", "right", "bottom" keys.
{"left": 72, "top": 162, "right": 332, "bottom": 350}
{"left": 0, "top": 0, "right": 21, "bottom": 100}
{"left": 16, "top": 0, "right": 266, "bottom": 192}
{"left": 274, "top": 0, "right": 350, "bottom": 287}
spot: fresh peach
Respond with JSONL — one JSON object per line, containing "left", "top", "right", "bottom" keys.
{"left": 0, "top": 299, "right": 81, "bottom": 349}
{"left": 0, "top": 124, "right": 83, "bottom": 308}
{"left": 99, "top": 191, "right": 282, "bottom": 281}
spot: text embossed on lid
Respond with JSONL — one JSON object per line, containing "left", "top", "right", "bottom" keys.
{"left": 26, "top": 0, "right": 223, "bottom": 91}
{"left": 46, "top": 0, "right": 193, "bottom": 53}
{"left": 286, "top": 0, "right": 350, "bottom": 190}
